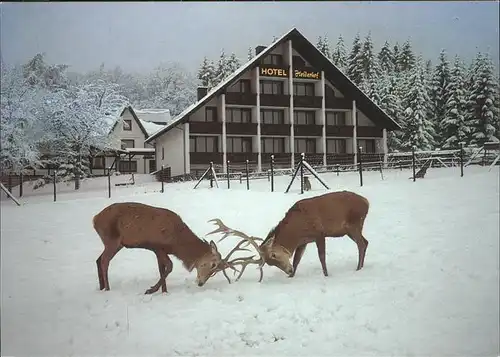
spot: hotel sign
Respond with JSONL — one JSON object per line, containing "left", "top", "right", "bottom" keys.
{"left": 259, "top": 66, "right": 321, "bottom": 80}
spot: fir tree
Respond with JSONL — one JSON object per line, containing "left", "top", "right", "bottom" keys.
{"left": 398, "top": 40, "right": 416, "bottom": 72}
{"left": 377, "top": 74, "right": 404, "bottom": 151}
{"left": 400, "top": 57, "right": 435, "bottom": 150}
{"left": 466, "top": 52, "right": 499, "bottom": 145}
{"left": 214, "top": 49, "right": 228, "bottom": 86}
{"left": 378, "top": 41, "right": 394, "bottom": 74}
{"left": 248, "top": 47, "right": 253, "bottom": 61}
{"left": 319, "top": 34, "right": 331, "bottom": 59}
{"left": 392, "top": 43, "right": 400, "bottom": 73}
{"left": 430, "top": 49, "right": 451, "bottom": 147}
{"left": 331, "top": 35, "right": 347, "bottom": 71}
{"left": 441, "top": 55, "right": 469, "bottom": 148}
{"left": 226, "top": 53, "right": 241, "bottom": 74}
{"left": 346, "top": 33, "right": 364, "bottom": 86}
{"left": 197, "top": 56, "right": 216, "bottom": 89}
{"left": 360, "top": 32, "right": 379, "bottom": 90}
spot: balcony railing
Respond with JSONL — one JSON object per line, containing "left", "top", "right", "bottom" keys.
{"left": 225, "top": 92, "right": 257, "bottom": 106}
{"left": 357, "top": 126, "right": 383, "bottom": 138}
{"left": 293, "top": 95, "right": 322, "bottom": 109}
{"left": 260, "top": 94, "right": 290, "bottom": 107}
{"left": 190, "top": 122, "right": 222, "bottom": 134}
{"left": 226, "top": 152, "right": 258, "bottom": 163}
{"left": 261, "top": 123, "right": 291, "bottom": 136}
{"left": 326, "top": 125, "right": 354, "bottom": 137}
{"left": 190, "top": 152, "right": 223, "bottom": 164}
{"left": 226, "top": 122, "right": 258, "bottom": 135}
{"left": 294, "top": 124, "right": 323, "bottom": 137}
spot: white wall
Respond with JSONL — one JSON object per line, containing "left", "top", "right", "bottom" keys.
{"left": 155, "top": 125, "right": 185, "bottom": 177}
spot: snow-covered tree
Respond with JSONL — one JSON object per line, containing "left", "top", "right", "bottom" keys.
{"left": 248, "top": 47, "right": 253, "bottom": 61}
{"left": 441, "top": 55, "right": 470, "bottom": 148}
{"left": 0, "top": 64, "right": 46, "bottom": 172}
{"left": 214, "top": 49, "right": 229, "bottom": 86}
{"left": 226, "top": 53, "right": 241, "bottom": 74}
{"left": 400, "top": 57, "right": 435, "bottom": 150}
{"left": 331, "top": 35, "right": 347, "bottom": 71}
{"left": 360, "top": 32, "right": 380, "bottom": 92}
{"left": 23, "top": 53, "right": 69, "bottom": 90}
{"left": 397, "top": 40, "right": 416, "bottom": 72}
{"left": 378, "top": 41, "right": 394, "bottom": 74}
{"left": 346, "top": 33, "right": 364, "bottom": 86}
{"left": 316, "top": 35, "right": 331, "bottom": 59}
{"left": 377, "top": 74, "right": 404, "bottom": 151}
{"left": 392, "top": 43, "right": 401, "bottom": 73}
{"left": 197, "top": 56, "right": 216, "bottom": 89}
{"left": 429, "top": 49, "right": 451, "bottom": 147}
{"left": 466, "top": 52, "right": 499, "bottom": 145}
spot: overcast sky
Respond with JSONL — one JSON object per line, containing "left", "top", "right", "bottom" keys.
{"left": 1, "top": 1, "right": 499, "bottom": 74}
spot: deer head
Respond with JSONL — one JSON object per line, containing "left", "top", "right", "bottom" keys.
{"left": 194, "top": 240, "right": 223, "bottom": 287}
{"left": 259, "top": 233, "right": 294, "bottom": 276}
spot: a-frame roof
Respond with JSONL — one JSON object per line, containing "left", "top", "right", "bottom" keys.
{"left": 145, "top": 28, "right": 401, "bottom": 143}
{"left": 109, "top": 106, "right": 149, "bottom": 138}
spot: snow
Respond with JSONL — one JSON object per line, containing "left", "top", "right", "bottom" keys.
{"left": 139, "top": 118, "right": 165, "bottom": 136}
{"left": 1, "top": 167, "right": 499, "bottom": 356}
{"left": 135, "top": 108, "right": 171, "bottom": 124}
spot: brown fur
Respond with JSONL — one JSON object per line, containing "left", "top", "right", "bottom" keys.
{"left": 260, "top": 190, "right": 370, "bottom": 277}
{"left": 93, "top": 202, "right": 222, "bottom": 294}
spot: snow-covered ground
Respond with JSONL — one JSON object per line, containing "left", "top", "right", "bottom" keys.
{"left": 1, "top": 166, "right": 499, "bottom": 356}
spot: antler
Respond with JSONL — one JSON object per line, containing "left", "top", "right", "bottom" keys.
{"left": 206, "top": 218, "right": 265, "bottom": 283}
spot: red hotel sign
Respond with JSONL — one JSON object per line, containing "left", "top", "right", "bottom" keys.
{"left": 260, "top": 67, "right": 321, "bottom": 80}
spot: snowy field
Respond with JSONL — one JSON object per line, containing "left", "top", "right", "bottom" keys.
{"left": 1, "top": 166, "right": 499, "bottom": 356}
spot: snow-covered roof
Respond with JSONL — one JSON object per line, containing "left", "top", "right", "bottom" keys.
{"left": 123, "top": 148, "right": 155, "bottom": 153}
{"left": 139, "top": 119, "right": 166, "bottom": 136}
{"left": 145, "top": 27, "right": 401, "bottom": 144}
{"left": 135, "top": 108, "right": 171, "bottom": 124}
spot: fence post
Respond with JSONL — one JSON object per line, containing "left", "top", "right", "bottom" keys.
{"left": 270, "top": 155, "right": 275, "bottom": 192}
{"left": 336, "top": 164, "right": 340, "bottom": 176}
{"left": 300, "top": 153, "right": 305, "bottom": 194}
{"left": 412, "top": 146, "right": 416, "bottom": 182}
{"left": 379, "top": 161, "right": 384, "bottom": 180}
{"left": 108, "top": 171, "right": 111, "bottom": 198}
{"left": 460, "top": 142, "right": 464, "bottom": 177}
{"left": 53, "top": 171, "right": 57, "bottom": 202}
{"left": 358, "top": 147, "right": 363, "bottom": 187}
{"left": 161, "top": 165, "right": 165, "bottom": 193}
{"left": 19, "top": 173, "right": 23, "bottom": 198}
{"left": 226, "top": 160, "right": 230, "bottom": 189}
{"left": 245, "top": 160, "right": 249, "bottom": 190}
{"left": 210, "top": 162, "right": 214, "bottom": 188}
{"left": 8, "top": 174, "right": 12, "bottom": 193}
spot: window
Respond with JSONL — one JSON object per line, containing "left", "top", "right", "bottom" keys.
{"left": 227, "top": 137, "right": 252, "bottom": 153}
{"left": 123, "top": 119, "right": 132, "bottom": 131}
{"left": 260, "top": 80, "right": 284, "bottom": 95}
{"left": 92, "top": 156, "right": 105, "bottom": 169}
{"left": 326, "top": 112, "right": 346, "bottom": 126}
{"left": 327, "top": 139, "right": 347, "bottom": 154}
{"left": 119, "top": 161, "right": 137, "bottom": 173}
{"left": 262, "top": 54, "right": 283, "bottom": 66}
{"left": 121, "top": 139, "right": 135, "bottom": 149}
{"left": 358, "top": 139, "right": 376, "bottom": 154}
{"left": 225, "top": 108, "right": 252, "bottom": 123}
{"left": 294, "top": 111, "right": 315, "bottom": 125}
{"left": 190, "top": 136, "right": 218, "bottom": 153}
{"left": 227, "top": 79, "right": 251, "bottom": 93}
{"left": 261, "top": 138, "right": 285, "bottom": 153}
{"left": 293, "top": 83, "right": 315, "bottom": 96}
{"left": 261, "top": 109, "right": 285, "bottom": 125}
{"left": 294, "top": 139, "right": 316, "bottom": 154}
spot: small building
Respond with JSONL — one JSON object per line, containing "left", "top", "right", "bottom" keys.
{"left": 91, "top": 106, "right": 167, "bottom": 175}
{"left": 145, "top": 28, "right": 401, "bottom": 179}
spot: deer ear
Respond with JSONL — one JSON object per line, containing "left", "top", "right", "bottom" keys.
{"left": 209, "top": 240, "right": 218, "bottom": 252}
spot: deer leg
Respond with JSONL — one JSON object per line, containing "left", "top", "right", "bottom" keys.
{"left": 145, "top": 249, "right": 167, "bottom": 294}
{"left": 99, "top": 243, "right": 123, "bottom": 291}
{"left": 315, "top": 238, "right": 328, "bottom": 276}
{"left": 347, "top": 231, "right": 368, "bottom": 271}
{"left": 96, "top": 254, "right": 104, "bottom": 290}
{"left": 289, "top": 243, "right": 307, "bottom": 278}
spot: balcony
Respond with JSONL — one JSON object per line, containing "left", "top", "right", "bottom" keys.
{"left": 325, "top": 96, "right": 351, "bottom": 110}
{"left": 226, "top": 152, "right": 258, "bottom": 164}
{"left": 260, "top": 94, "right": 290, "bottom": 107}
{"left": 326, "top": 125, "right": 354, "bottom": 137}
{"left": 189, "top": 121, "right": 222, "bottom": 134}
{"left": 225, "top": 92, "right": 257, "bottom": 106}
{"left": 226, "top": 122, "right": 258, "bottom": 135}
{"left": 190, "top": 152, "right": 223, "bottom": 165}
{"left": 293, "top": 95, "right": 322, "bottom": 109}
{"left": 261, "top": 124, "right": 291, "bottom": 136}
{"left": 294, "top": 124, "right": 323, "bottom": 137}
{"left": 357, "top": 126, "right": 383, "bottom": 138}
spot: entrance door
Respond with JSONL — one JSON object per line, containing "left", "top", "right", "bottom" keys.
{"left": 149, "top": 160, "right": 156, "bottom": 173}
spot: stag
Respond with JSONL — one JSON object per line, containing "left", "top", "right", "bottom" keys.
{"left": 207, "top": 190, "right": 370, "bottom": 281}
{"left": 93, "top": 202, "right": 223, "bottom": 294}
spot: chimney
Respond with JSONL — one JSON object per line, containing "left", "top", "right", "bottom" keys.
{"left": 197, "top": 86, "right": 208, "bottom": 100}
{"left": 255, "top": 45, "right": 266, "bottom": 56}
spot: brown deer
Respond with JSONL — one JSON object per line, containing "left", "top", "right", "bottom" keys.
{"left": 207, "top": 190, "right": 370, "bottom": 281}
{"left": 93, "top": 202, "right": 223, "bottom": 294}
